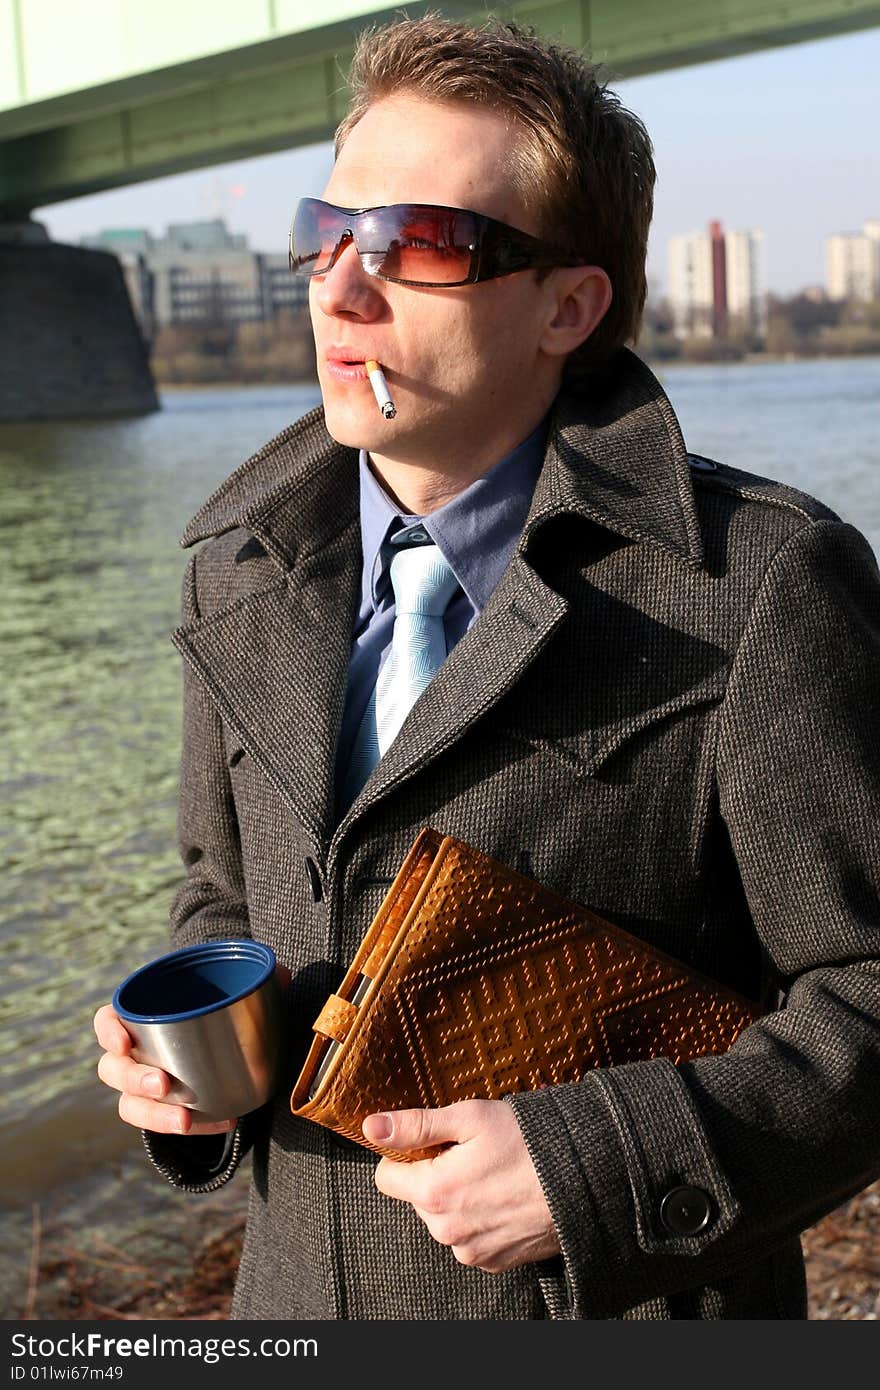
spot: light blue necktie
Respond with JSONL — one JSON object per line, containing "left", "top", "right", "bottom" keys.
{"left": 342, "top": 543, "right": 460, "bottom": 807}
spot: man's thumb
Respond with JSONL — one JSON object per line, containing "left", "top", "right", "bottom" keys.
{"left": 361, "top": 1103, "right": 466, "bottom": 1152}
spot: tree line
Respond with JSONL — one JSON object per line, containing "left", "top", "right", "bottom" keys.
{"left": 640, "top": 292, "right": 880, "bottom": 362}
{"left": 146, "top": 293, "right": 880, "bottom": 386}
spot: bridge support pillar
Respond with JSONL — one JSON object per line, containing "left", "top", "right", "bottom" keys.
{"left": 0, "top": 220, "right": 159, "bottom": 421}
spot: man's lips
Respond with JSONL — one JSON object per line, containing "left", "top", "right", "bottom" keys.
{"left": 324, "top": 353, "right": 388, "bottom": 384}
{"left": 325, "top": 359, "right": 368, "bottom": 382}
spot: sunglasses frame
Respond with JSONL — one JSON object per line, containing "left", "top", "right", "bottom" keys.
{"left": 289, "top": 197, "right": 584, "bottom": 288}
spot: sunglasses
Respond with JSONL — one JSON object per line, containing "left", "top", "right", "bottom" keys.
{"left": 289, "top": 197, "right": 583, "bottom": 288}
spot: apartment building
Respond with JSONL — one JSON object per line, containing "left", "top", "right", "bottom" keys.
{"left": 826, "top": 220, "right": 880, "bottom": 301}
{"left": 667, "top": 221, "right": 766, "bottom": 340}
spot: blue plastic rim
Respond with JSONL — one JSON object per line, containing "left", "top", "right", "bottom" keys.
{"left": 113, "top": 939, "right": 276, "bottom": 1024}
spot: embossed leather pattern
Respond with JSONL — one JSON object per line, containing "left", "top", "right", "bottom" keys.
{"left": 290, "top": 828, "right": 761, "bottom": 1161}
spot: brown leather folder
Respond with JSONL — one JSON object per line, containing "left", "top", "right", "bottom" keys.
{"left": 290, "top": 827, "right": 762, "bottom": 1161}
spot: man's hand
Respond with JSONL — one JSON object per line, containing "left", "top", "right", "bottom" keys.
{"left": 94, "top": 1004, "right": 236, "bottom": 1136}
{"left": 362, "top": 1099, "right": 560, "bottom": 1273}
{"left": 93, "top": 961, "right": 291, "bottom": 1137}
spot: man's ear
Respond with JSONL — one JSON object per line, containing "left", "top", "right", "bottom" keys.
{"left": 539, "top": 266, "right": 613, "bottom": 359}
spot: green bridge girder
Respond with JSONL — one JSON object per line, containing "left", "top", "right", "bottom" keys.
{"left": 2, "top": 0, "right": 879, "bottom": 215}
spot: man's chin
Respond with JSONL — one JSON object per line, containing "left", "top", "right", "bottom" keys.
{"left": 321, "top": 396, "right": 401, "bottom": 451}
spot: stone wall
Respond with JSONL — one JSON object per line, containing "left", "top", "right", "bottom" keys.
{"left": 0, "top": 227, "right": 158, "bottom": 420}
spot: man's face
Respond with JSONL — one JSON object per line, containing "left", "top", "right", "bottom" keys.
{"left": 310, "top": 94, "right": 562, "bottom": 465}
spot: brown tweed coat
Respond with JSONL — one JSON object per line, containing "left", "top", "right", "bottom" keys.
{"left": 144, "top": 348, "right": 880, "bottom": 1319}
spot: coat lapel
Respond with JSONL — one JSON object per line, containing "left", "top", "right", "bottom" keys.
{"left": 173, "top": 412, "right": 363, "bottom": 848}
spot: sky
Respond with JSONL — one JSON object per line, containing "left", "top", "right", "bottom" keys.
{"left": 36, "top": 25, "right": 880, "bottom": 298}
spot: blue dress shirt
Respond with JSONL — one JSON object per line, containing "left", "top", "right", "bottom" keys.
{"left": 334, "top": 421, "right": 548, "bottom": 818}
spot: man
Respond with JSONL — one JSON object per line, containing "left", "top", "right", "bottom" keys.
{"left": 94, "top": 16, "right": 880, "bottom": 1319}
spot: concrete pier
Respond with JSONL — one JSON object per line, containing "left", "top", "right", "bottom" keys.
{"left": 0, "top": 220, "right": 159, "bottom": 421}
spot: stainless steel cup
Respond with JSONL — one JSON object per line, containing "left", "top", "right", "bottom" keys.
{"left": 113, "top": 939, "right": 284, "bottom": 1121}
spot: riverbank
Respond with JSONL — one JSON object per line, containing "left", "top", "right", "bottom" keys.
{"left": 5, "top": 1134, "right": 251, "bottom": 1322}
{"left": 148, "top": 348, "right": 880, "bottom": 393}
{"left": 12, "top": 1174, "right": 879, "bottom": 1320}
{"left": 142, "top": 286, "right": 880, "bottom": 388}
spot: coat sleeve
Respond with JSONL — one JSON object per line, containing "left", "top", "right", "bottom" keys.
{"left": 506, "top": 517, "right": 880, "bottom": 1318}
{"left": 142, "top": 550, "right": 258, "bottom": 1192}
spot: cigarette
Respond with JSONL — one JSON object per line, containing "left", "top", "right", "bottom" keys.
{"left": 365, "top": 359, "right": 396, "bottom": 419}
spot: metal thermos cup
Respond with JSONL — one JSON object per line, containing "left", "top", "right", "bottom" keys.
{"left": 113, "top": 939, "right": 284, "bottom": 1121}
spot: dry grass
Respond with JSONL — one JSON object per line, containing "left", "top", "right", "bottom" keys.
{"left": 800, "top": 1179, "right": 880, "bottom": 1319}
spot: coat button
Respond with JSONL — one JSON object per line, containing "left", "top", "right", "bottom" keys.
{"left": 304, "top": 856, "right": 323, "bottom": 902}
{"left": 659, "top": 1185, "right": 713, "bottom": 1235}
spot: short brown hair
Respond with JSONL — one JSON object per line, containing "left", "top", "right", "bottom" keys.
{"left": 335, "top": 13, "right": 655, "bottom": 375}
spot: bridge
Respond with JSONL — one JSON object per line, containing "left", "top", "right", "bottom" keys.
{"left": 3, "top": 0, "right": 880, "bottom": 213}
{"left": 2, "top": 0, "right": 879, "bottom": 417}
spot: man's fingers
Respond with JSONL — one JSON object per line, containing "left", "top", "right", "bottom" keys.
{"left": 95, "top": 1006, "right": 181, "bottom": 1107}
{"left": 96, "top": 999, "right": 237, "bottom": 1136}
{"left": 117, "top": 1091, "right": 235, "bottom": 1136}
{"left": 93, "top": 1003, "right": 133, "bottom": 1055}
{"left": 95, "top": 1007, "right": 179, "bottom": 1109}
{"left": 97, "top": 1050, "right": 170, "bottom": 1100}
{"left": 362, "top": 1099, "right": 484, "bottom": 1153}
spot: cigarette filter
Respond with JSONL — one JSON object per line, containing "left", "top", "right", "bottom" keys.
{"left": 365, "top": 359, "right": 396, "bottom": 419}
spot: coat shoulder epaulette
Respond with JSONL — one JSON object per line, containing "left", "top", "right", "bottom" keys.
{"left": 686, "top": 453, "right": 843, "bottom": 526}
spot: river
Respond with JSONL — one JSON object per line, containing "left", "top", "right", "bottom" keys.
{"left": 1, "top": 357, "right": 878, "bottom": 1317}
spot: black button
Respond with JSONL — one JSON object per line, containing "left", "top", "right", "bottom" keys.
{"left": 304, "top": 856, "right": 323, "bottom": 902}
{"left": 659, "top": 1185, "right": 713, "bottom": 1235}
{"left": 688, "top": 455, "right": 718, "bottom": 472}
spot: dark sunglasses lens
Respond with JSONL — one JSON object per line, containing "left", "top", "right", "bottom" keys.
{"left": 365, "top": 206, "right": 475, "bottom": 284}
{"left": 291, "top": 200, "right": 343, "bottom": 275}
{"left": 290, "top": 201, "right": 477, "bottom": 284}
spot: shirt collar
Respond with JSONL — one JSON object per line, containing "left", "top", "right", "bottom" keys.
{"left": 358, "top": 418, "right": 548, "bottom": 614}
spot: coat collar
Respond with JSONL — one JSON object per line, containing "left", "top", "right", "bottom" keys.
{"left": 179, "top": 348, "right": 703, "bottom": 572}
{"left": 524, "top": 348, "right": 704, "bottom": 571}
{"left": 180, "top": 405, "right": 361, "bottom": 568}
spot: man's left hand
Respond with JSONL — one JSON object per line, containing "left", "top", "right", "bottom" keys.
{"left": 362, "top": 1099, "right": 560, "bottom": 1272}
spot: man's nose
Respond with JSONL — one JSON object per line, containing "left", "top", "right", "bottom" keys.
{"left": 313, "top": 237, "right": 386, "bottom": 319}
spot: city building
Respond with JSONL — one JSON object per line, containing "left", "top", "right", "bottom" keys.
{"left": 667, "top": 229, "right": 714, "bottom": 339}
{"left": 80, "top": 220, "right": 308, "bottom": 337}
{"left": 667, "top": 221, "right": 766, "bottom": 340}
{"left": 826, "top": 220, "right": 880, "bottom": 301}
{"left": 725, "top": 228, "right": 767, "bottom": 339}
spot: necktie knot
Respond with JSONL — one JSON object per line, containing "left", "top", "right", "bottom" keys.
{"left": 388, "top": 543, "right": 460, "bottom": 617}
